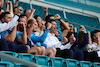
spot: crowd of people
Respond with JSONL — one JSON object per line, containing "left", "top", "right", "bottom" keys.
{"left": 0, "top": 0, "right": 100, "bottom": 62}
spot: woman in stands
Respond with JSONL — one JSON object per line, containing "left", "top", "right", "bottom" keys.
{"left": 34, "top": 15, "right": 46, "bottom": 31}
{"left": 32, "top": 7, "right": 49, "bottom": 37}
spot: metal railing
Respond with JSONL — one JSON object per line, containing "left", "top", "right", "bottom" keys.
{"left": 0, "top": 52, "right": 41, "bottom": 67}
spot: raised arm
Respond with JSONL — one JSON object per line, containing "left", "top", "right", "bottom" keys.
{"left": 5, "top": 1, "right": 9, "bottom": 12}
{"left": 26, "top": 20, "right": 34, "bottom": 37}
{"left": 97, "top": 34, "right": 100, "bottom": 45}
{"left": 87, "top": 31, "right": 92, "bottom": 45}
{"left": 9, "top": 1, "right": 13, "bottom": 14}
{"left": 13, "top": 0, "right": 19, "bottom": 7}
{"left": 5, "top": 1, "right": 13, "bottom": 13}
{"left": 42, "top": 7, "right": 48, "bottom": 20}
{"left": 4, "top": 23, "right": 18, "bottom": 42}
{"left": 54, "top": 14, "right": 70, "bottom": 37}
{"left": 31, "top": 29, "right": 49, "bottom": 42}
{"left": 17, "top": 22, "right": 27, "bottom": 44}
{"left": 78, "top": 25, "right": 88, "bottom": 48}
{"left": 0, "top": 0, "right": 4, "bottom": 8}
{"left": 30, "top": 22, "right": 51, "bottom": 42}
{"left": 27, "top": 9, "right": 35, "bottom": 21}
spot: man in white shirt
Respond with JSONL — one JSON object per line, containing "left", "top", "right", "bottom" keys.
{"left": 44, "top": 20, "right": 71, "bottom": 49}
{"left": 0, "top": 12, "right": 19, "bottom": 33}
{"left": 89, "top": 30, "right": 100, "bottom": 62}
{"left": 91, "top": 30, "right": 100, "bottom": 54}
{"left": 44, "top": 20, "right": 72, "bottom": 57}
{"left": 0, "top": 12, "right": 19, "bottom": 50}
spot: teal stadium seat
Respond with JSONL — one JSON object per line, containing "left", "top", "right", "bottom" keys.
{"left": 0, "top": 61, "right": 14, "bottom": 67}
{"left": 14, "top": 63, "right": 28, "bottom": 67}
{"left": 18, "top": 1, "right": 100, "bottom": 31}
{"left": 33, "top": 55, "right": 50, "bottom": 66}
{"left": 0, "top": 51, "right": 18, "bottom": 62}
{"left": 79, "top": 61, "right": 92, "bottom": 67}
{"left": 66, "top": 12, "right": 100, "bottom": 29}
{"left": 49, "top": 57, "right": 64, "bottom": 67}
{"left": 92, "top": 62, "right": 100, "bottom": 67}
{"left": 41, "top": 65, "right": 49, "bottom": 67}
{"left": 18, "top": 53, "right": 34, "bottom": 62}
{"left": 63, "top": 59, "right": 78, "bottom": 67}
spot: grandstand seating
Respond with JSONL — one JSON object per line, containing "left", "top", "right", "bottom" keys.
{"left": 0, "top": 51, "right": 18, "bottom": 62}
{"left": 79, "top": 61, "right": 92, "bottom": 67}
{"left": 0, "top": 61, "right": 14, "bottom": 67}
{"left": 18, "top": 53, "right": 34, "bottom": 62}
{"left": 33, "top": 55, "right": 50, "bottom": 66}
{"left": 18, "top": 2, "right": 100, "bottom": 32}
{"left": 0, "top": 1, "right": 100, "bottom": 67}
{"left": 63, "top": 59, "right": 78, "bottom": 67}
{"left": 49, "top": 57, "right": 64, "bottom": 67}
{"left": 66, "top": 12, "right": 100, "bottom": 29}
{"left": 14, "top": 63, "right": 28, "bottom": 67}
{"left": 1, "top": 51, "right": 100, "bottom": 67}
{"left": 93, "top": 62, "right": 100, "bottom": 67}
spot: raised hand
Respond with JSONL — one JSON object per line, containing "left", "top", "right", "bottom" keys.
{"left": 42, "top": 7, "right": 48, "bottom": 12}
{"left": 69, "top": 24, "right": 74, "bottom": 32}
{"left": 31, "top": 9, "right": 36, "bottom": 13}
{"left": 54, "top": 14, "right": 61, "bottom": 19}
{"left": 79, "top": 25, "right": 86, "bottom": 33}
{"left": 63, "top": 37, "right": 68, "bottom": 43}
{"left": 46, "top": 22, "right": 52, "bottom": 29}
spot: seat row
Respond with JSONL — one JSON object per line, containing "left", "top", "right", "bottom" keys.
{"left": 0, "top": 51, "right": 100, "bottom": 67}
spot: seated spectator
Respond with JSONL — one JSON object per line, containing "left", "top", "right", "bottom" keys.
{"left": 27, "top": 18, "right": 56, "bottom": 57}
{"left": 84, "top": 30, "right": 100, "bottom": 62}
{"left": 0, "top": 11, "right": 39, "bottom": 54}
{"left": 66, "top": 31, "right": 86, "bottom": 60}
{"left": 17, "top": 15, "right": 46, "bottom": 55}
{"left": 76, "top": 25, "right": 99, "bottom": 62}
{"left": 45, "top": 14, "right": 71, "bottom": 40}
{"left": 43, "top": 19, "right": 73, "bottom": 58}
{"left": 0, "top": 12, "right": 19, "bottom": 32}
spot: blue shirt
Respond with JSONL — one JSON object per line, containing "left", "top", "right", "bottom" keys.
{"left": 30, "top": 29, "right": 49, "bottom": 43}
{"left": 1, "top": 30, "right": 9, "bottom": 38}
{"left": 0, "top": 30, "right": 22, "bottom": 40}
{"left": 16, "top": 31, "right": 22, "bottom": 39}
{"left": 29, "top": 29, "right": 49, "bottom": 48}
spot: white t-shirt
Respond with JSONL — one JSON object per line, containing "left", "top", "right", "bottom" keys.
{"left": 34, "top": 31, "right": 44, "bottom": 36}
{"left": 90, "top": 42, "right": 100, "bottom": 57}
{"left": 44, "top": 33, "right": 73, "bottom": 50}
